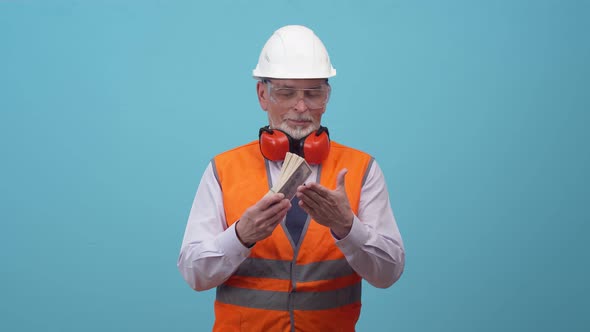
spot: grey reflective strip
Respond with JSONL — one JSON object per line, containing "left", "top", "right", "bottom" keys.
{"left": 216, "top": 282, "right": 361, "bottom": 311}
{"left": 217, "top": 285, "right": 289, "bottom": 311}
{"left": 210, "top": 158, "right": 221, "bottom": 188}
{"left": 293, "top": 282, "right": 361, "bottom": 310}
{"left": 233, "top": 257, "right": 353, "bottom": 283}
{"left": 234, "top": 258, "right": 290, "bottom": 279}
{"left": 265, "top": 158, "right": 272, "bottom": 190}
{"left": 362, "top": 157, "right": 375, "bottom": 187}
{"left": 295, "top": 259, "right": 355, "bottom": 282}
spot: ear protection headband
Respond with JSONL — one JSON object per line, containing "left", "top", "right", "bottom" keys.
{"left": 258, "top": 126, "right": 330, "bottom": 165}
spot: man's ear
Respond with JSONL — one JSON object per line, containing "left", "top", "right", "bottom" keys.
{"left": 257, "top": 81, "right": 269, "bottom": 111}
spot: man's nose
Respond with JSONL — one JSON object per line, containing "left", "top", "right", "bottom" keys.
{"left": 293, "top": 97, "right": 309, "bottom": 113}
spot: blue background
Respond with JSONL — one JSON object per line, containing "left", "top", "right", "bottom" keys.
{"left": 1, "top": 0, "right": 589, "bottom": 331}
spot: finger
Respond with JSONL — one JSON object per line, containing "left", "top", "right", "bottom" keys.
{"left": 297, "top": 198, "right": 315, "bottom": 216}
{"left": 296, "top": 185, "right": 306, "bottom": 194}
{"left": 263, "top": 199, "right": 291, "bottom": 217}
{"left": 258, "top": 193, "right": 286, "bottom": 209}
{"left": 266, "top": 202, "right": 292, "bottom": 227}
{"left": 336, "top": 168, "right": 348, "bottom": 191}
{"left": 299, "top": 190, "right": 322, "bottom": 211}
{"left": 304, "top": 188, "right": 325, "bottom": 204}
{"left": 300, "top": 182, "right": 331, "bottom": 197}
{"left": 298, "top": 200, "right": 325, "bottom": 225}
{"left": 267, "top": 209, "right": 288, "bottom": 227}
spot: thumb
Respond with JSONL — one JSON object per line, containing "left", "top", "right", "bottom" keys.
{"left": 336, "top": 168, "right": 348, "bottom": 191}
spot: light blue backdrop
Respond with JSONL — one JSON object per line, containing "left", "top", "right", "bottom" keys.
{"left": 1, "top": 1, "right": 588, "bottom": 331}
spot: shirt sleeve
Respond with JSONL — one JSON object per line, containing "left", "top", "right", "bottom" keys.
{"left": 334, "top": 160, "right": 406, "bottom": 288}
{"left": 177, "top": 162, "right": 251, "bottom": 291}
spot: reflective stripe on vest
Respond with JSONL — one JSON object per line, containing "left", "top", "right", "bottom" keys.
{"left": 233, "top": 257, "right": 355, "bottom": 281}
{"left": 217, "top": 281, "right": 361, "bottom": 311}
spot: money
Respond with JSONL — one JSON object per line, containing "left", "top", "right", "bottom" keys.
{"left": 267, "top": 152, "right": 312, "bottom": 200}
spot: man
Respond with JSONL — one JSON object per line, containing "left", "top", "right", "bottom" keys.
{"left": 178, "top": 25, "right": 405, "bottom": 332}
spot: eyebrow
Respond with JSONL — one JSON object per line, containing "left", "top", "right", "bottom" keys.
{"left": 273, "top": 83, "right": 325, "bottom": 89}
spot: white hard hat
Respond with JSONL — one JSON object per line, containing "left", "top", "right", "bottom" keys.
{"left": 253, "top": 25, "right": 336, "bottom": 80}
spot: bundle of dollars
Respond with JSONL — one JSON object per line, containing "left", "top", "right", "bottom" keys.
{"left": 267, "top": 152, "right": 312, "bottom": 200}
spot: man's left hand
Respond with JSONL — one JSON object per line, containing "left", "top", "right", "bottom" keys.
{"left": 296, "top": 168, "right": 354, "bottom": 239}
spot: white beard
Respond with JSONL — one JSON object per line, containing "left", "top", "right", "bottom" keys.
{"left": 275, "top": 122, "right": 318, "bottom": 139}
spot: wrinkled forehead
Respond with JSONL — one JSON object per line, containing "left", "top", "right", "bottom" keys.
{"left": 265, "top": 79, "right": 329, "bottom": 89}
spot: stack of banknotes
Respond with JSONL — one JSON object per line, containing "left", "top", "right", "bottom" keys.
{"left": 267, "top": 152, "right": 312, "bottom": 200}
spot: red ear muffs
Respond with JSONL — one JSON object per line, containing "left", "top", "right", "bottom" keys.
{"left": 301, "top": 127, "right": 330, "bottom": 164}
{"left": 259, "top": 127, "right": 291, "bottom": 162}
{"left": 259, "top": 126, "right": 330, "bottom": 164}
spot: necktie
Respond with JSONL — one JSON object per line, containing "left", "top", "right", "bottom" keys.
{"left": 285, "top": 196, "right": 308, "bottom": 246}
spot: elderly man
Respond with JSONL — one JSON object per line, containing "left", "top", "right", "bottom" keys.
{"left": 178, "top": 25, "right": 405, "bottom": 332}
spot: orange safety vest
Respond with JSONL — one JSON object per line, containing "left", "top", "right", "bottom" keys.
{"left": 212, "top": 140, "right": 374, "bottom": 332}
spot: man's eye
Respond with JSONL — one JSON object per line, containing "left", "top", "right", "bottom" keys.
{"left": 307, "top": 90, "right": 324, "bottom": 97}
{"left": 276, "top": 90, "right": 296, "bottom": 98}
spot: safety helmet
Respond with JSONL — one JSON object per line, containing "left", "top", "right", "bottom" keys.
{"left": 253, "top": 25, "right": 336, "bottom": 80}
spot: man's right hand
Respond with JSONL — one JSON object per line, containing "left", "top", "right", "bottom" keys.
{"left": 235, "top": 193, "right": 291, "bottom": 247}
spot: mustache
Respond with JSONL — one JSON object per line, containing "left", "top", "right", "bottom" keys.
{"left": 284, "top": 116, "right": 314, "bottom": 122}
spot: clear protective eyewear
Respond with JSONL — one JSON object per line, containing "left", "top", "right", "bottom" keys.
{"left": 266, "top": 81, "right": 331, "bottom": 109}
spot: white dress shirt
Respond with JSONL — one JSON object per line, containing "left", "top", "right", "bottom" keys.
{"left": 178, "top": 159, "right": 405, "bottom": 291}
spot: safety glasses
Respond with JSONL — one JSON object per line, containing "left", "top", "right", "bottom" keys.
{"left": 265, "top": 81, "right": 331, "bottom": 109}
